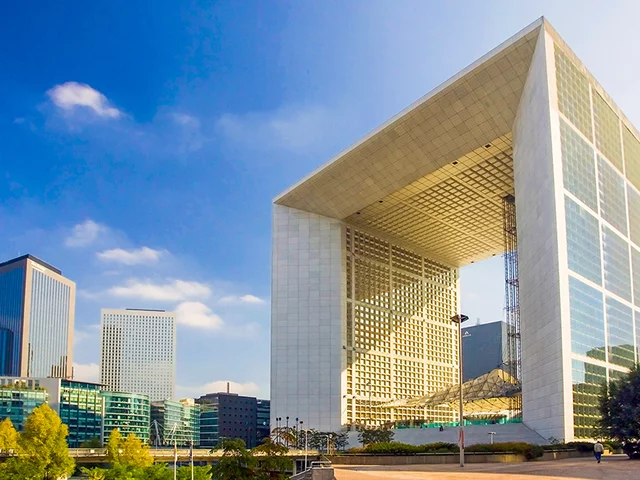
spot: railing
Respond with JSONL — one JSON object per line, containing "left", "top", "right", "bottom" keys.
{"left": 392, "top": 417, "right": 523, "bottom": 429}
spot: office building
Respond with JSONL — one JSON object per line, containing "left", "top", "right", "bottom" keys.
{"left": 0, "top": 255, "right": 75, "bottom": 378}
{"left": 100, "top": 308, "right": 176, "bottom": 402}
{"left": 462, "top": 321, "right": 508, "bottom": 381}
{"left": 0, "top": 377, "right": 48, "bottom": 430}
{"left": 271, "top": 18, "right": 640, "bottom": 441}
{"left": 151, "top": 398, "right": 200, "bottom": 447}
{"left": 39, "top": 378, "right": 104, "bottom": 448}
{"left": 196, "top": 392, "right": 258, "bottom": 448}
{"left": 256, "top": 399, "right": 270, "bottom": 444}
{"left": 102, "top": 391, "right": 150, "bottom": 443}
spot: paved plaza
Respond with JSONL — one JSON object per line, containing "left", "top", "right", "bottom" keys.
{"left": 334, "top": 456, "right": 639, "bottom": 480}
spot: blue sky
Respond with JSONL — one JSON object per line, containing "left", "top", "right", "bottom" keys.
{"left": 1, "top": 1, "right": 639, "bottom": 399}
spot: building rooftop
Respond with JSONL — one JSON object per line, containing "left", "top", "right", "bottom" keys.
{"left": 273, "top": 17, "right": 637, "bottom": 268}
{"left": 0, "top": 254, "right": 62, "bottom": 275}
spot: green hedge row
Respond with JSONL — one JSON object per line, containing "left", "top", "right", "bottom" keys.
{"left": 350, "top": 441, "right": 545, "bottom": 459}
{"left": 360, "top": 442, "right": 459, "bottom": 455}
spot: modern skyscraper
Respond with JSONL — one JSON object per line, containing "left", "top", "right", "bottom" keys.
{"left": 100, "top": 308, "right": 176, "bottom": 401}
{"left": 0, "top": 254, "right": 75, "bottom": 378}
{"left": 462, "top": 321, "right": 508, "bottom": 381}
{"left": 271, "top": 18, "right": 640, "bottom": 441}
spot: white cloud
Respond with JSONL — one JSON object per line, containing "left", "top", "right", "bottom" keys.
{"left": 176, "top": 301, "right": 224, "bottom": 330}
{"left": 216, "top": 105, "right": 332, "bottom": 152}
{"left": 73, "top": 363, "right": 100, "bottom": 383}
{"left": 74, "top": 324, "right": 100, "bottom": 346}
{"left": 176, "top": 380, "right": 260, "bottom": 400}
{"left": 97, "top": 247, "right": 165, "bottom": 265}
{"left": 47, "top": 82, "right": 122, "bottom": 119}
{"left": 107, "top": 279, "right": 211, "bottom": 302}
{"left": 65, "top": 219, "right": 107, "bottom": 247}
{"left": 219, "top": 294, "right": 265, "bottom": 305}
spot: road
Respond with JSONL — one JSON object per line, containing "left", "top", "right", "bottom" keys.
{"left": 334, "top": 456, "right": 639, "bottom": 480}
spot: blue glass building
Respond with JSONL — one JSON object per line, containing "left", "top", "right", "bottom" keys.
{"left": 0, "top": 255, "right": 75, "bottom": 378}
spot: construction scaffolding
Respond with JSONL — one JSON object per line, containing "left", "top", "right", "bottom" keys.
{"left": 502, "top": 194, "right": 522, "bottom": 417}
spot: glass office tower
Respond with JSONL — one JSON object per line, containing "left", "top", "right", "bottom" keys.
{"left": 102, "top": 391, "right": 150, "bottom": 443}
{"left": 150, "top": 399, "right": 200, "bottom": 447}
{"left": 0, "top": 255, "right": 75, "bottom": 378}
{"left": 100, "top": 308, "right": 176, "bottom": 402}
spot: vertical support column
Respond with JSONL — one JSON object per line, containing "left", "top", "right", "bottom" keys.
{"left": 514, "top": 27, "right": 571, "bottom": 441}
{"left": 271, "top": 205, "right": 345, "bottom": 432}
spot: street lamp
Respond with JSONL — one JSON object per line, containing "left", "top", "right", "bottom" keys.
{"left": 451, "top": 313, "right": 469, "bottom": 468}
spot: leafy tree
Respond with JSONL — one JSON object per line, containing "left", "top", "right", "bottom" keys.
{"left": 0, "top": 418, "right": 18, "bottom": 452}
{"left": 333, "top": 432, "right": 348, "bottom": 452}
{"left": 106, "top": 429, "right": 153, "bottom": 468}
{"left": 81, "top": 467, "right": 108, "bottom": 480}
{"left": 17, "top": 403, "right": 75, "bottom": 480}
{"left": 177, "top": 465, "right": 212, "bottom": 480}
{"left": 600, "top": 364, "right": 640, "bottom": 455}
{"left": 358, "top": 428, "right": 394, "bottom": 446}
{"left": 253, "top": 438, "right": 292, "bottom": 479}
{"left": 106, "top": 428, "right": 125, "bottom": 465}
{"left": 80, "top": 436, "right": 103, "bottom": 448}
{"left": 210, "top": 438, "right": 259, "bottom": 480}
{"left": 142, "top": 463, "right": 173, "bottom": 480}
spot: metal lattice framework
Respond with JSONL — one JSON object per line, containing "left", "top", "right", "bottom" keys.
{"left": 502, "top": 194, "right": 522, "bottom": 417}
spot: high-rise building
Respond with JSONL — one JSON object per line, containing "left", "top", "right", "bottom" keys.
{"left": 150, "top": 398, "right": 200, "bottom": 447}
{"left": 271, "top": 18, "right": 640, "bottom": 441}
{"left": 0, "top": 255, "right": 75, "bottom": 378}
{"left": 102, "top": 391, "right": 150, "bottom": 444}
{"left": 100, "top": 308, "right": 176, "bottom": 401}
{"left": 256, "top": 399, "right": 270, "bottom": 444}
{"left": 0, "top": 377, "right": 48, "bottom": 430}
{"left": 196, "top": 392, "right": 258, "bottom": 448}
{"left": 462, "top": 321, "right": 508, "bottom": 381}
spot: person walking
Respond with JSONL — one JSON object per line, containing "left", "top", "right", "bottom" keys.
{"left": 594, "top": 440, "right": 604, "bottom": 463}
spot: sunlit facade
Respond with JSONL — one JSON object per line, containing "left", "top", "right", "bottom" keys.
{"left": 150, "top": 398, "right": 200, "bottom": 447}
{"left": 100, "top": 308, "right": 176, "bottom": 402}
{"left": 0, "top": 255, "right": 75, "bottom": 378}
{"left": 270, "top": 18, "right": 640, "bottom": 441}
{"left": 102, "top": 391, "right": 150, "bottom": 443}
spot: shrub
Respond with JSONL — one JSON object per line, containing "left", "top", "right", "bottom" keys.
{"left": 565, "top": 441, "right": 596, "bottom": 453}
{"left": 466, "top": 442, "right": 544, "bottom": 460}
{"left": 362, "top": 442, "right": 458, "bottom": 455}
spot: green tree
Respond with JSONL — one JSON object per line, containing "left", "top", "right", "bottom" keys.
{"left": 0, "top": 418, "right": 18, "bottom": 453}
{"left": 80, "top": 436, "right": 103, "bottom": 448}
{"left": 106, "top": 429, "right": 153, "bottom": 468}
{"left": 210, "top": 438, "right": 259, "bottom": 480}
{"left": 600, "top": 364, "right": 640, "bottom": 451}
{"left": 253, "top": 438, "right": 292, "bottom": 479}
{"left": 358, "top": 428, "right": 394, "bottom": 446}
{"left": 81, "top": 467, "right": 108, "bottom": 479}
{"left": 177, "top": 465, "right": 212, "bottom": 480}
{"left": 17, "top": 403, "right": 75, "bottom": 480}
{"left": 142, "top": 463, "right": 173, "bottom": 480}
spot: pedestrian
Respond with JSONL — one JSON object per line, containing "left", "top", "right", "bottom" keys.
{"left": 594, "top": 440, "right": 604, "bottom": 463}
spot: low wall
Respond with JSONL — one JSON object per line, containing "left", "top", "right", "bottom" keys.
{"left": 328, "top": 450, "right": 594, "bottom": 466}
{"left": 328, "top": 453, "right": 525, "bottom": 465}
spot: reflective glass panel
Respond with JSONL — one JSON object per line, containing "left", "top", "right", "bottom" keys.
{"left": 598, "top": 157, "right": 628, "bottom": 235}
{"left": 606, "top": 297, "right": 635, "bottom": 368}
{"left": 555, "top": 46, "right": 593, "bottom": 141}
{"left": 593, "top": 92, "right": 623, "bottom": 172}
{"left": 572, "top": 359, "right": 606, "bottom": 439}
{"left": 561, "top": 119, "right": 598, "bottom": 211}
{"left": 569, "top": 277, "right": 605, "bottom": 360}
{"left": 565, "top": 196, "right": 602, "bottom": 284}
{"left": 602, "top": 226, "right": 632, "bottom": 301}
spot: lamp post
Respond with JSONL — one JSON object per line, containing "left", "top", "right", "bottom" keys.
{"left": 366, "top": 380, "right": 372, "bottom": 428}
{"left": 451, "top": 313, "right": 469, "bottom": 468}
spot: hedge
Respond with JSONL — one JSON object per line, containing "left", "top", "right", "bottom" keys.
{"left": 465, "top": 442, "right": 544, "bottom": 460}
{"left": 362, "top": 442, "right": 459, "bottom": 454}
